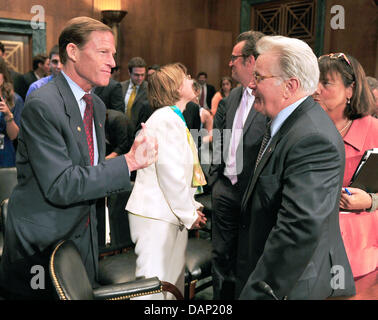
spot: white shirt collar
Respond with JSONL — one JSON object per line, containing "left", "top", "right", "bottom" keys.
{"left": 61, "top": 70, "right": 92, "bottom": 103}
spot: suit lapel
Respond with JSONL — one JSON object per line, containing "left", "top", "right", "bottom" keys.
{"left": 55, "top": 73, "right": 91, "bottom": 166}
{"left": 241, "top": 97, "right": 315, "bottom": 211}
{"left": 93, "top": 99, "right": 105, "bottom": 162}
{"left": 223, "top": 87, "right": 243, "bottom": 158}
{"left": 134, "top": 81, "right": 147, "bottom": 106}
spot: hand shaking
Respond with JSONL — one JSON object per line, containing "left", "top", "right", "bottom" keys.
{"left": 125, "top": 123, "right": 158, "bottom": 172}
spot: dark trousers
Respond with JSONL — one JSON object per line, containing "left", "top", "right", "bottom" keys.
{"left": 211, "top": 175, "right": 242, "bottom": 300}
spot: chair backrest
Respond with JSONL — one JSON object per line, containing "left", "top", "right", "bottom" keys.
{"left": 0, "top": 199, "right": 8, "bottom": 233}
{"left": 0, "top": 167, "right": 17, "bottom": 204}
{"left": 49, "top": 240, "right": 94, "bottom": 300}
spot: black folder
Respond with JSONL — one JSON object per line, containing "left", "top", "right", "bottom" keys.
{"left": 349, "top": 149, "right": 378, "bottom": 193}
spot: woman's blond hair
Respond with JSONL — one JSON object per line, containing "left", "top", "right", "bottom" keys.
{"left": 148, "top": 62, "right": 187, "bottom": 110}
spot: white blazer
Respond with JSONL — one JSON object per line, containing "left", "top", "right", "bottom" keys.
{"left": 126, "top": 106, "right": 203, "bottom": 229}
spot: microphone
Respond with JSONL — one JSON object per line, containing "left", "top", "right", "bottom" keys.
{"left": 258, "top": 281, "right": 280, "bottom": 300}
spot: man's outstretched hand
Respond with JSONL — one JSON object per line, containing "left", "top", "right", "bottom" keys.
{"left": 125, "top": 123, "right": 158, "bottom": 172}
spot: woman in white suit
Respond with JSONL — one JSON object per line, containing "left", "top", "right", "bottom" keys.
{"left": 126, "top": 63, "right": 207, "bottom": 299}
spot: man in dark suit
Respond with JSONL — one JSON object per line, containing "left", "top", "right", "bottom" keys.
{"left": 236, "top": 35, "right": 355, "bottom": 300}
{"left": 0, "top": 17, "right": 157, "bottom": 300}
{"left": 14, "top": 54, "right": 50, "bottom": 101}
{"left": 105, "top": 109, "right": 134, "bottom": 158}
{"left": 121, "top": 57, "right": 152, "bottom": 135}
{"left": 94, "top": 78, "right": 125, "bottom": 112}
{"left": 197, "top": 71, "right": 216, "bottom": 110}
{"left": 209, "top": 31, "right": 267, "bottom": 299}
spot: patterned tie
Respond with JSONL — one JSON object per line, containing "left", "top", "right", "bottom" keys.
{"left": 82, "top": 94, "right": 94, "bottom": 166}
{"left": 254, "top": 120, "right": 272, "bottom": 172}
{"left": 226, "top": 89, "right": 248, "bottom": 184}
{"left": 127, "top": 84, "right": 137, "bottom": 118}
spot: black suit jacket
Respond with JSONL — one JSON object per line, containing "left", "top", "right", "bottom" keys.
{"left": 236, "top": 97, "right": 355, "bottom": 300}
{"left": 121, "top": 80, "right": 151, "bottom": 134}
{"left": 94, "top": 78, "right": 125, "bottom": 112}
{"left": 205, "top": 84, "right": 216, "bottom": 109}
{"left": 183, "top": 102, "right": 201, "bottom": 131}
{"left": 105, "top": 109, "right": 134, "bottom": 155}
{"left": 209, "top": 86, "right": 267, "bottom": 192}
{"left": 15, "top": 70, "right": 38, "bottom": 101}
{"left": 0, "top": 72, "right": 132, "bottom": 299}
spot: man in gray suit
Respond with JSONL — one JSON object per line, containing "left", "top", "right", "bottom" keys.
{"left": 236, "top": 36, "right": 355, "bottom": 299}
{"left": 209, "top": 31, "right": 267, "bottom": 299}
{"left": 0, "top": 17, "right": 157, "bottom": 300}
{"left": 121, "top": 57, "right": 152, "bottom": 135}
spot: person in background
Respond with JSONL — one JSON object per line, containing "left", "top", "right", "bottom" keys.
{"left": 0, "top": 56, "right": 23, "bottom": 167}
{"left": 121, "top": 57, "right": 152, "bottom": 136}
{"left": 209, "top": 30, "right": 267, "bottom": 300}
{"left": 126, "top": 63, "right": 207, "bottom": 299}
{"left": 313, "top": 53, "right": 378, "bottom": 278}
{"left": 211, "top": 76, "right": 233, "bottom": 116}
{"left": 197, "top": 71, "right": 216, "bottom": 110}
{"left": 147, "top": 64, "right": 160, "bottom": 80}
{"left": 94, "top": 78, "right": 125, "bottom": 112}
{"left": 366, "top": 76, "right": 378, "bottom": 117}
{"left": 26, "top": 45, "right": 62, "bottom": 98}
{"left": 15, "top": 54, "right": 50, "bottom": 100}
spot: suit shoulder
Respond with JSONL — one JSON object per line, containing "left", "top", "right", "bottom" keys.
{"left": 147, "top": 107, "right": 181, "bottom": 126}
{"left": 26, "top": 80, "right": 60, "bottom": 105}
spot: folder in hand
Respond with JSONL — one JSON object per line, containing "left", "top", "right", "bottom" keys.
{"left": 349, "top": 148, "right": 378, "bottom": 193}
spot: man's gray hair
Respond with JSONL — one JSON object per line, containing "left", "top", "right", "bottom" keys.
{"left": 256, "top": 36, "right": 319, "bottom": 95}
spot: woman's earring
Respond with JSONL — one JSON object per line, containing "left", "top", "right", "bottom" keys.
{"left": 347, "top": 98, "right": 351, "bottom": 105}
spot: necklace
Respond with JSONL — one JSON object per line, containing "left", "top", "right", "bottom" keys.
{"left": 338, "top": 120, "right": 352, "bottom": 135}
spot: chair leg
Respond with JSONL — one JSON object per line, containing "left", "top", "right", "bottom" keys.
{"left": 189, "top": 280, "right": 198, "bottom": 299}
{"left": 161, "top": 281, "right": 184, "bottom": 300}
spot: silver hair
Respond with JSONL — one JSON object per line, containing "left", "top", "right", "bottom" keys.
{"left": 256, "top": 36, "right": 319, "bottom": 95}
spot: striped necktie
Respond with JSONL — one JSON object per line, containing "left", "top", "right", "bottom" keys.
{"left": 254, "top": 120, "right": 272, "bottom": 172}
{"left": 82, "top": 94, "right": 94, "bottom": 166}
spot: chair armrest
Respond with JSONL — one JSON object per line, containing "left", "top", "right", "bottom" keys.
{"left": 93, "top": 276, "right": 162, "bottom": 300}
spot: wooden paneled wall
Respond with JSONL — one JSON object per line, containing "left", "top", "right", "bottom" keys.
{"left": 113, "top": 0, "right": 240, "bottom": 88}
{"left": 0, "top": 0, "right": 241, "bottom": 90}
{"left": 323, "top": 0, "right": 377, "bottom": 77}
{"left": 0, "top": 0, "right": 94, "bottom": 60}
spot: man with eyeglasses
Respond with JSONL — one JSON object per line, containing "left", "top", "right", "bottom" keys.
{"left": 235, "top": 36, "right": 355, "bottom": 300}
{"left": 26, "top": 45, "right": 62, "bottom": 98}
{"left": 208, "top": 30, "right": 267, "bottom": 300}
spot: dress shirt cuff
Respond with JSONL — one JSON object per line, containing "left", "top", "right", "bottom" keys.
{"left": 367, "top": 193, "right": 378, "bottom": 212}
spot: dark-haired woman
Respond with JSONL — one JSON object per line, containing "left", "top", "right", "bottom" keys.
{"left": 0, "top": 57, "right": 23, "bottom": 167}
{"left": 313, "top": 53, "right": 378, "bottom": 278}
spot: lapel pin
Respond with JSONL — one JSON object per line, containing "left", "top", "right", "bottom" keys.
{"left": 77, "top": 126, "right": 81, "bottom": 132}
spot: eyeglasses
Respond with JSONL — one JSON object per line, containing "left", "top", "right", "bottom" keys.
{"left": 230, "top": 54, "right": 245, "bottom": 62}
{"left": 320, "top": 52, "right": 352, "bottom": 67}
{"left": 319, "top": 52, "right": 355, "bottom": 80}
{"left": 252, "top": 72, "right": 281, "bottom": 84}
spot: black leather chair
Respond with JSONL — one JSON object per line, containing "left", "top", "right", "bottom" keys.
{"left": 0, "top": 199, "right": 9, "bottom": 261}
{"left": 49, "top": 240, "right": 183, "bottom": 300}
{"left": 97, "top": 184, "right": 213, "bottom": 299}
{"left": 0, "top": 167, "right": 17, "bottom": 205}
{"left": 185, "top": 237, "right": 213, "bottom": 299}
{"left": 98, "top": 237, "right": 212, "bottom": 300}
